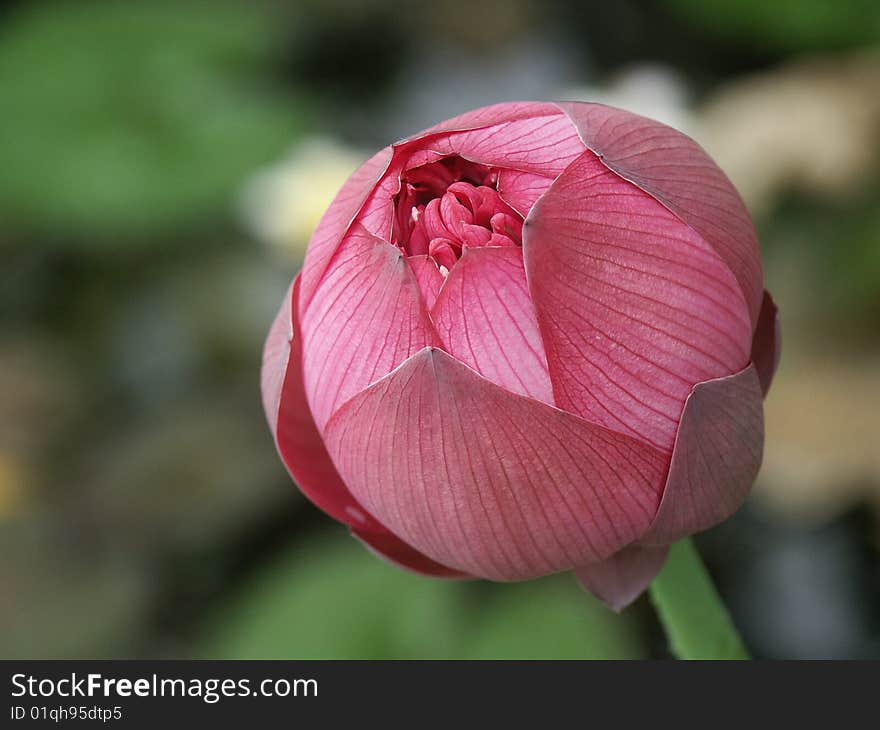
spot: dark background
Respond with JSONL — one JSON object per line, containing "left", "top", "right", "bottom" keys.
{"left": 2, "top": 0, "right": 879, "bottom": 659}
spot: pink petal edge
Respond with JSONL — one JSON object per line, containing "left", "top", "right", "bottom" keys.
{"left": 260, "top": 281, "right": 294, "bottom": 438}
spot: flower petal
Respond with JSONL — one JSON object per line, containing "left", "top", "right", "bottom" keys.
{"left": 322, "top": 348, "right": 668, "bottom": 581}
{"left": 300, "top": 225, "right": 441, "bottom": 431}
{"left": 574, "top": 545, "right": 669, "bottom": 612}
{"left": 403, "top": 101, "right": 576, "bottom": 141}
{"left": 261, "top": 281, "right": 294, "bottom": 438}
{"left": 407, "top": 254, "right": 445, "bottom": 309}
{"left": 557, "top": 101, "right": 764, "bottom": 325}
{"left": 299, "top": 147, "right": 393, "bottom": 307}
{"left": 497, "top": 169, "right": 556, "bottom": 217}
{"left": 409, "top": 112, "right": 585, "bottom": 177}
{"left": 750, "top": 289, "right": 781, "bottom": 397}
{"left": 262, "top": 275, "right": 383, "bottom": 532}
{"left": 355, "top": 104, "right": 583, "bottom": 243}
{"left": 641, "top": 363, "right": 764, "bottom": 546}
{"left": 524, "top": 150, "right": 753, "bottom": 451}
{"left": 431, "top": 246, "right": 554, "bottom": 404}
{"left": 263, "top": 276, "right": 463, "bottom": 578}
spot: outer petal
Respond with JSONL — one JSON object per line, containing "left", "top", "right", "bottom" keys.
{"left": 641, "top": 363, "right": 764, "bottom": 546}
{"left": 524, "top": 150, "right": 753, "bottom": 451}
{"left": 261, "top": 276, "right": 466, "bottom": 578}
{"left": 299, "top": 225, "right": 440, "bottom": 431}
{"left": 261, "top": 281, "right": 294, "bottom": 438}
{"left": 322, "top": 348, "right": 668, "bottom": 581}
{"left": 352, "top": 528, "right": 467, "bottom": 579}
{"left": 261, "top": 276, "right": 382, "bottom": 532}
{"left": 574, "top": 545, "right": 669, "bottom": 613}
{"left": 299, "top": 147, "right": 393, "bottom": 308}
{"left": 404, "top": 101, "right": 578, "bottom": 142}
{"left": 405, "top": 112, "right": 585, "bottom": 177}
{"left": 431, "top": 246, "right": 554, "bottom": 404}
{"left": 750, "top": 289, "right": 781, "bottom": 397}
{"left": 557, "top": 101, "right": 764, "bottom": 325}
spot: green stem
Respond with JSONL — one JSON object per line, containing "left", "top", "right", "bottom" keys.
{"left": 649, "top": 538, "right": 750, "bottom": 660}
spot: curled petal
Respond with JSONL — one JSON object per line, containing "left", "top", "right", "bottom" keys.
{"left": 261, "top": 276, "right": 463, "bottom": 578}
{"left": 557, "top": 101, "right": 764, "bottom": 325}
{"left": 641, "top": 363, "right": 764, "bottom": 546}
{"left": 525, "top": 150, "right": 753, "bottom": 451}
{"left": 299, "top": 225, "right": 440, "bottom": 431}
{"left": 458, "top": 224, "right": 493, "bottom": 247}
{"left": 428, "top": 239, "right": 460, "bottom": 270}
{"left": 431, "top": 246, "right": 554, "bottom": 404}
{"left": 574, "top": 545, "right": 669, "bottom": 613}
{"left": 322, "top": 348, "right": 668, "bottom": 581}
{"left": 490, "top": 212, "right": 522, "bottom": 241}
{"left": 750, "top": 290, "right": 781, "bottom": 397}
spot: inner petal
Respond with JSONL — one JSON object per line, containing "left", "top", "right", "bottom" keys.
{"left": 431, "top": 246, "right": 554, "bottom": 405}
{"left": 393, "top": 156, "right": 525, "bottom": 272}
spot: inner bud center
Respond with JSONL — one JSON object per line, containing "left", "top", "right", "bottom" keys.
{"left": 393, "top": 156, "right": 523, "bottom": 271}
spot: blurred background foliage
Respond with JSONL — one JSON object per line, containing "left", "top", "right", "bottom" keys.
{"left": 1, "top": 0, "right": 878, "bottom": 659}
{"left": 0, "top": 0, "right": 305, "bottom": 241}
{"left": 665, "top": 0, "right": 880, "bottom": 53}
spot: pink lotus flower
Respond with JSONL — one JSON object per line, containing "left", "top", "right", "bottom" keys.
{"left": 261, "top": 102, "right": 781, "bottom": 610}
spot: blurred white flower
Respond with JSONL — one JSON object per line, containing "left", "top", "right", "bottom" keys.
{"left": 240, "top": 137, "right": 365, "bottom": 259}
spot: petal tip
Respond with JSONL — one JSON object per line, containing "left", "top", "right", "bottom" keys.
{"left": 643, "top": 363, "right": 764, "bottom": 546}
{"left": 575, "top": 545, "right": 669, "bottom": 612}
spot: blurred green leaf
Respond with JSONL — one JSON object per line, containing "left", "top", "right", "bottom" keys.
{"left": 203, "top": 535, "right": 465, "bottom": 659}
{"left": 0, "top": 0, "right": 306, "bottom": 244}
{"left": 665, "top": 0, "right": 880, "bottom": 53}
{"left": 463, "top": 579, "right": 645, "bottom": 659}
{"left": 203, "top": 533, "right": 645, "bottom": 659}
